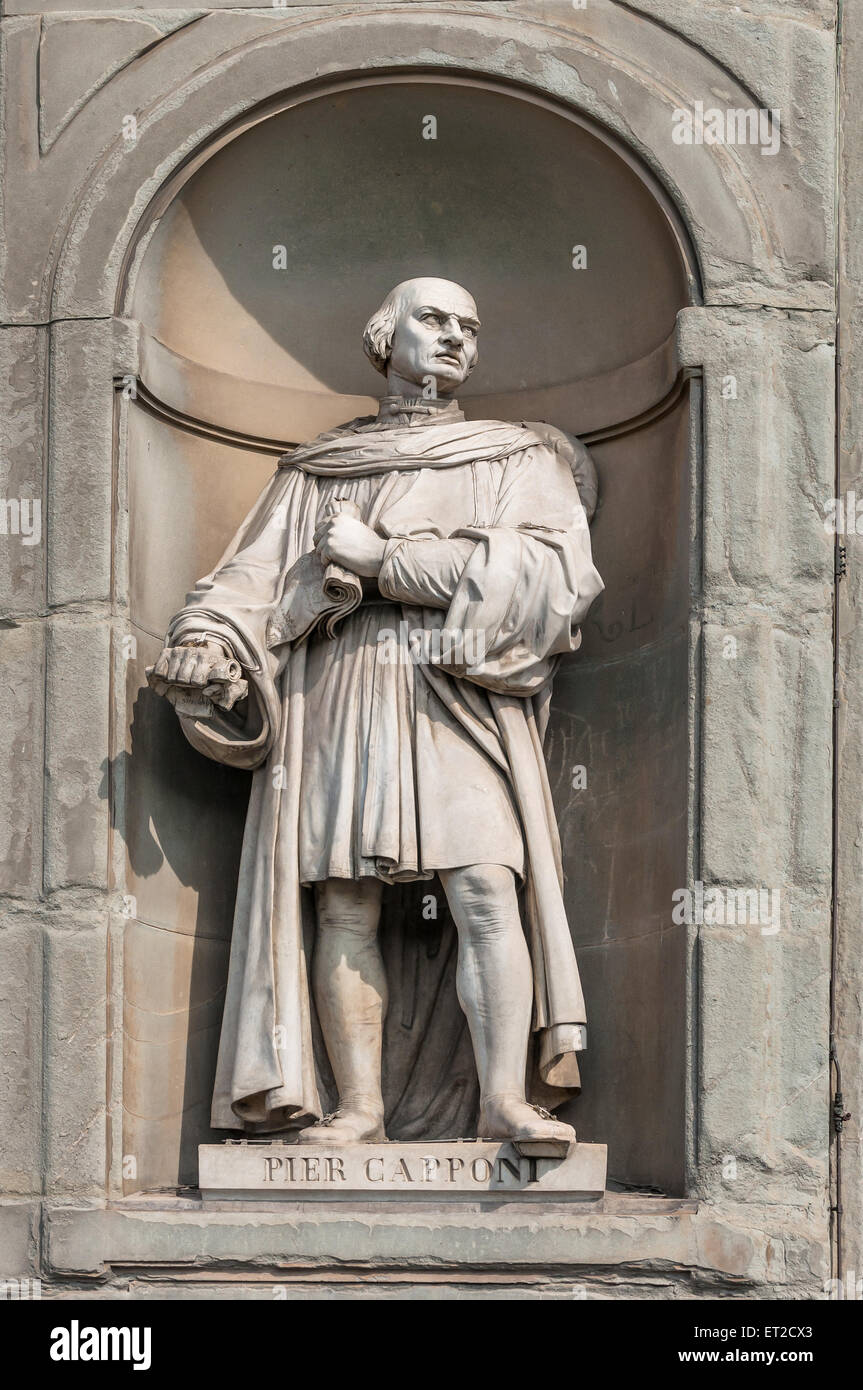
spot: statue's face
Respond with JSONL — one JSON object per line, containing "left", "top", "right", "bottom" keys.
{"left": 387, "top": 280, "right": 479, "bottom": 395}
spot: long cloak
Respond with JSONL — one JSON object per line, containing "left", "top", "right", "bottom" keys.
{"left": 165, "top": 413, "right": 604, "bottom": 1131}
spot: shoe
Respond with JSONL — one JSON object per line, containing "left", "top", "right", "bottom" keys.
{"left": 478, "top": 1093, "right": 575, "bottom": 1157}
{"left": 294, "top": 1107, "right": 386, "bottom": 1144}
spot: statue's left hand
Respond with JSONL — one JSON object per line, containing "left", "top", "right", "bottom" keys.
{"left": 313, "top": 512, "right": 386, "bottom": 578}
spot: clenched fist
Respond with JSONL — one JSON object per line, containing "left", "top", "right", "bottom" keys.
{"left": 147, "top": 641, "right": 248, "bottom": 716}
{"left": 313, "top": 512, "right": 386, "bottom": 577}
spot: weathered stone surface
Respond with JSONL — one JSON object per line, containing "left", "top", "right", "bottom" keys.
{"left": 0, "top": 326, "right": 46, "bottom": 617}
{"left": 835, "top": 0, "right": 863, "bottom": 1286}
{"left": 47, "top": 320, "right": 114, "bottom": 608}
{"left": 44, "top": 617, "right": 110, "bottom": 892}
{"left": 43, "top": 923, "right": 108, "bottom": 1197}
{"left": 42, "top": 1196, "right": 811, "bottom": 1294}
{"left": 700, "top": 621, "right": 832, "bottom": 894}
{"left": 677, "top": 306, "right": 835, "bottom": 610}
{"left": 38, "top": 15, "right": 188, "bottom": 153}
{"left": 0, "top": 1201, "right": 40, "bottom": 1280}
{"left": 697, "top": 911, "right": 830, "bottom": 1202}
{"left": 626, "top": 1, "right": 835, "bottom": 148}
{"left": 680, "top": 310, "right": 835, "bottom": 1220}
{"left": 0, "top": 917, "right": 42, "bottom": 1194}
{"left": 33, "top": 1279, "right": 695, "bottom": 1300}
{"left": 0, "top": 623, "right": 44, "bottom": 899}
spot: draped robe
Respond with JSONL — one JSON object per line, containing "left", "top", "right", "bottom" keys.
{"left": 165, "top": 400, "right": 604, "bottom": 1131}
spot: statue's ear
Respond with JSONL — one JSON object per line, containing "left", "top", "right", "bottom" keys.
{"left": 521, "top": 421, "right": 599, "bottom": 524}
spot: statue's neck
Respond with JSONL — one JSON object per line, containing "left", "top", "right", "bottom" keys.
{"left": 376, "top": 393, "right": 464, "bottom": 426}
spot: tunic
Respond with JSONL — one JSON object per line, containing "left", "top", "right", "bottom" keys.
{"left": 298, "top": 462, "right": 525, "bottom": 885}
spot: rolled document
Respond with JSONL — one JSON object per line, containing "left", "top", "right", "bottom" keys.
{"left": 321, "top": 498, "right": 363, "bottom": 636}
{"left": 266, "top": 497, "right": 365, "bottom": 647}
{"left": 320, "top": 562, "right": 363, "bottom": 638}
{"left": 203, "top": 659, "right": 243, "bottom": 685}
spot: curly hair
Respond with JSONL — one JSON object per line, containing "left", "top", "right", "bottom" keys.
{"left": 362, "top": 287, "right": 404, "bottom": 375}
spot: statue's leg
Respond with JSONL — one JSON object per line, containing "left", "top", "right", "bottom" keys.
{"left": 439, "top": 863, "right": 575, "bottom": 1150}
{"left": 296, "top": 876, "right": 387, "bottom": 1144}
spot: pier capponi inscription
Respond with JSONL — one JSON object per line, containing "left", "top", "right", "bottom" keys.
{"left": 199, "top": 1142, "right": 608, "bottom": 1198}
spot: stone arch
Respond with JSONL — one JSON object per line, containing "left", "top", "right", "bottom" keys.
{"left": 41, "top": 6, "right": 823, "bottom": 322}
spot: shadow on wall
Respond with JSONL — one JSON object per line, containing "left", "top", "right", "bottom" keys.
{"left": 133, "top": 82, "right": 689, "bottom": 402}
{"left": 104, "top": 685, "right": 250, "bottom": 1187}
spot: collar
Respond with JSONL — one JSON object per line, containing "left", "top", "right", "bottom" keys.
{"left": 375, "top": 394, "right": 465, "bottom": 426}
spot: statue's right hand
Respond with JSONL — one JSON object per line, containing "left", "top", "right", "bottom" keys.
{"left": 149, "top": 642, "right": 227, "bottom": 691}
{"left": 147, "top": 641, "right": 248, "bottom": 716}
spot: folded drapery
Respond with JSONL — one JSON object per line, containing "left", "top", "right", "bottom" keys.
{"left": 162, "top": 413, "right": 603, "bottom": 1131}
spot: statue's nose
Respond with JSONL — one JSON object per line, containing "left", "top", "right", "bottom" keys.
{"left": 441, "top": 320, "right": 464, "bottom": 347}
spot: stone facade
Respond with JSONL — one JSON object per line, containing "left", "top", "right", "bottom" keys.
{"left": 0, "top": 0, "right": 854, "bottom": 1299}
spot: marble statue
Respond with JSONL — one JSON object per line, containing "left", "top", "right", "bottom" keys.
{"left": 148, "top": 278, "right": 604, "bottom": 1154}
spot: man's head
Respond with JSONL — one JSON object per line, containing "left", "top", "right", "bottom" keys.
{"left": 363, "top": 277, "right": 480, "bottom": 397}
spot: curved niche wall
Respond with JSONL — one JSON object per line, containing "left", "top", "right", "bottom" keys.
{"left": 122, "top": 77, "right": 695, "bottom": 1193}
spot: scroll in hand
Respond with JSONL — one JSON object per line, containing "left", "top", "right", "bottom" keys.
{"left": 146, "top": 652, "right": 249, "bottom": 720}
{"left": 266, "top": 499, "right": 364, "bottom": 649}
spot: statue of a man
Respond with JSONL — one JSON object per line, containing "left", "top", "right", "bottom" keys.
{"left": 149, "top": 277, "right": 603, "bottom": 1152}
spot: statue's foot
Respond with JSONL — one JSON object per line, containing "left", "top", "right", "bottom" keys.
{"left": 295, "top": 1107, "right": 386, "bottom": 1145}
{"left": 478, "top": 1093, "right": 575, "bottom": 1158}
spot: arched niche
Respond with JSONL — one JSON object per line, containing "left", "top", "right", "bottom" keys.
{"left": 121, "top": 74, "right": 697, "bottom": 1194}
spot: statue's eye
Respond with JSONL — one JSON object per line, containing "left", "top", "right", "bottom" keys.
{"left": 421, "top": 312, "right": 441, "bottom": 326}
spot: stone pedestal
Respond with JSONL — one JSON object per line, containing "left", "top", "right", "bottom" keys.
{"left": 199, "top": 1140, "right": 607, "bottom": 1201}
